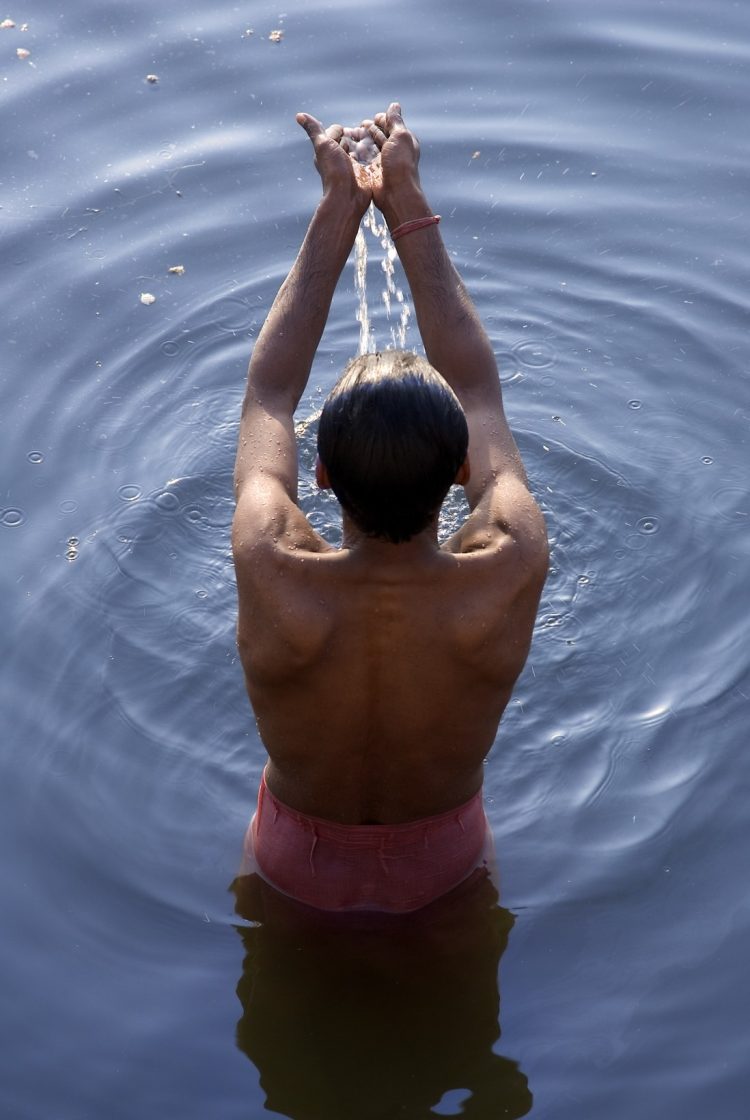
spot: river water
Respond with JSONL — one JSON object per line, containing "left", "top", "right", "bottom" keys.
{"left": 1, "top": 1, "right": 748, "bottom": 1117}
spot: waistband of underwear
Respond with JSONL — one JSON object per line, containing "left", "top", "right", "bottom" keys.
{"left": 257, "top": 770, "right": 485, "bottom": 845}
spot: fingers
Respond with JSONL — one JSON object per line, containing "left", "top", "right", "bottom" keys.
{"left": 326, "top": 123, "right": 344, "bottom": 143}
{"left": 367, "top": 123, "right": 387, "bottom": 150}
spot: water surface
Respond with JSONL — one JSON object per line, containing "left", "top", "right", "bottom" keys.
{"left": 1, "top": 1, "right": 749, "bottom": 1116}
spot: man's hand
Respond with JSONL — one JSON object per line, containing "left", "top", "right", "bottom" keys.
{"left": 365, "top": 102, "right": 422, "bottom": 218}
{"left": 296, "top": 113, "right": 372, "bottom": 217}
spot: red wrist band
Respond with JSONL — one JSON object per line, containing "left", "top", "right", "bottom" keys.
{"left": 391, "top": 215, "right": 441, "bottom": 241}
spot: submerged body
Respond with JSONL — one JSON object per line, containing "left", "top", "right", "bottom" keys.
{"left": 232, "top": 104, "right": 548, "bottom": 906}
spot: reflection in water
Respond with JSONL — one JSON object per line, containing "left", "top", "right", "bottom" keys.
{"left": 231, "top": 869, "right": 531, "bottom": 1119}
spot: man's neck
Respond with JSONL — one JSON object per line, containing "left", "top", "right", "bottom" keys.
{"left": 341, "top": 515, "right": 441, "bottom": 561}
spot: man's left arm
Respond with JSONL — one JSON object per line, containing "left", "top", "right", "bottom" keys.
{"left": 233, "top": 113, "right": 370, "bottom": 543}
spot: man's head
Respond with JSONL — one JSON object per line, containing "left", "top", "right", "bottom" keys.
{"left": 316, "top": 351, "right": 469, "bottom": 543}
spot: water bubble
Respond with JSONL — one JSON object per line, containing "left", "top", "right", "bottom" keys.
{"left": 701, "top": 456, "right": 713, "bottom": 465}
{"left": 59, "top": 499, "right": 78, "bottom": 514}
{"left": 577, "top": 574, "right": 590, "bottom": 585}
{"left": 27, "top": 451, "right": 44, "bottom": 464}
{"left": 1, "top": 507, "right": 25, "bottom": 527}
{"left": 636, "top": 516, "right": 660, "bottom": 534}
{"left": 552, "top": 415, "right": 565, "bottom": 424}
{"left": 68, "top": 537, "right": 79, "bottom": 546}
{"left": 154, "top": 490, "right": 180, "bottom": 512}
{"left": 186, "top": 508, "right": 203, "bottom": 522}
{"left": 711, "top": 487, "right": 749, "bottom": 523}
{"left": 161, "top": 340, "right": 180, "bottom": 357}
{"left": 195, "top": 589, "right": 208, "bottom": 599}
{"left": 543, "top": 615, "right": 564, "bottom": 628}
{"left": 628, "top": 400, "right": 641, "bottom": 410}
{"left": 625, "top": 534, "right": 647, "bottom": 551}
{"left": 65, "top": 549, "right": 78, "bottom": 562}
{"left": 118, "top": 485, "right": 141, "bottom": 502}
{"left": 512, "top": 340, "right": 556, "bottom": 369}
{"left": 214, "top": 296, "right": 252, "bottom": 332}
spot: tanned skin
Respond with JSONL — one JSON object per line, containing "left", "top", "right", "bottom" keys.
{"left": 232, "top": 104, "right": 549, "bottom": 825}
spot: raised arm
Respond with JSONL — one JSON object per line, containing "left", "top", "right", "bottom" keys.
{"left": 233, "top": 114, "right": 370, "bottom": 517}
{"left": 369, "top": 104, "right": 548, "bottom": 565}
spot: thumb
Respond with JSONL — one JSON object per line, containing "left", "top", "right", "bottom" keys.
{"left": 385, "top": 101, "right": 405, "bottom": 133}
{"left": 296, "top": 112, "right": 325, "bottom": 143}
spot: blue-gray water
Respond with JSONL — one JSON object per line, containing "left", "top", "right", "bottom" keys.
{"left": 2, "top": 1, "right": 749, "bottom": 1117}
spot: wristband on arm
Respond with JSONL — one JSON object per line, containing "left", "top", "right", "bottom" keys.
{"left": 391, "top": 215, "right": 441, "bottom": 241}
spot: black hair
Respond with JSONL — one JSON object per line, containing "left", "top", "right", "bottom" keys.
{"left": 317, "top": 351, "right": 469, "bottom": 543}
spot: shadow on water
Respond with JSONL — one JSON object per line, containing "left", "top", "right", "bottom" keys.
{"left": 231, "top": 869, "right": 531, "bottom": 1120}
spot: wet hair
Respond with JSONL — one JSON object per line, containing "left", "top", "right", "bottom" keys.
{"left": 317, "top": 351, "right": 469, "bottom": 543}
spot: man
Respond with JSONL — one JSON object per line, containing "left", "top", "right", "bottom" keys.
{"left": 232, "top": 103, "right": 548, "bottom": 913}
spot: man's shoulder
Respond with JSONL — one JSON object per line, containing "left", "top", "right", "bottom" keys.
{"left": 232, "top": 482, "right": 332, "bottom": 570}
{"left": 443, "top": 511, "right": 548, "bottom": 586}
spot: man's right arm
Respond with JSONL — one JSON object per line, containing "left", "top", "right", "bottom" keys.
{"left": 370, "top": 104, "right": 548, "bottom": 568}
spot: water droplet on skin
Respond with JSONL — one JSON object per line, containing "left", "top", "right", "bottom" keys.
{"left": 27, "top": 451, "right": 44, "bottom": 464}
{"left": 1, "top": 508, "right": 25, "bottom": 527}
{"left": 628, "top": 400, "right": 641, "bottom": 409}
{"left": 636, "top": 516, "right": 660, "bottom": 534}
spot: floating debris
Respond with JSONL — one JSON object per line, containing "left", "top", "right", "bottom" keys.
{"left": 20, "top": 22, "right": 27, "bottom": 30}
{"left": 0, "top": 18, "right": 15, "bottom": 29}
{"left": 471, "top": 150, "right": 481, "bottom": 160}
{"left": 268, "top": 29, "right": 283, "bottom": 42}
{"left": 242, "top": 28, "right": 254, "bottom": 38}
{"left": 167, "top": 264, "right": 185, "bottom": 275}
{"left": 16, "top": 46, "right": 30, "bottom": 59}
{"left": 146, "top": 73, "right": 159, "bottom": 84}
{"left": 139, "top": 292, "right": 156, "bottom": 305}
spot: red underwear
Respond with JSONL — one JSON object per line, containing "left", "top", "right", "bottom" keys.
{"left": 243, "top": 773, "right": 494, "bottom": 913}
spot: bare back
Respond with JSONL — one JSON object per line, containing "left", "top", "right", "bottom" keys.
{"left": 232, "top": 103, "right": 549, "bottom": 827}
{"left": 234, "top": 518, "right": 545, "bottom": 824}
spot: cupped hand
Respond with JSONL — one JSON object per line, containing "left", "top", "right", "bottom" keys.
{"left": 365, "top": 102, "right": 421, "bottom": 213}
{"left": 296, "top": 112, "right": 373, "bottom": 215}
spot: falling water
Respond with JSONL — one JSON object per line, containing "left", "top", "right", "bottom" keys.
{"left": 354, "top": 203, "right": 413, "bottom": 355}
